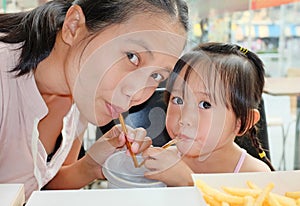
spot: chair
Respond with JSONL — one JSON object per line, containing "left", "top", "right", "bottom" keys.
{"left": 262, "top": 93, "right": 294, "bottom": 170}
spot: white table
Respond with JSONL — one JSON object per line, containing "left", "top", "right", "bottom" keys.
{"left": 26, "top": 187, "right": 205, "bottom": 206}
{"left": 0, "top": 184, "right": 25, "bottom": 206}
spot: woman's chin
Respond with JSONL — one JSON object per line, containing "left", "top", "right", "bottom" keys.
{"left": 95, "top": 115, "right": 114, "bottom": 127}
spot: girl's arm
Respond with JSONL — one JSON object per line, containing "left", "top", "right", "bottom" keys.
{"left": 143, "top": 147, "right": 194, "bottom": 186}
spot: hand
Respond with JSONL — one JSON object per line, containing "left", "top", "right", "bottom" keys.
{"left": 142, "top": 147, "right": 194, "bottom": 186}
{"left": 87, "top": 124, "right": 152, "bottom": 167}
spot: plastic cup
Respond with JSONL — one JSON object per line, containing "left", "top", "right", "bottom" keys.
{"left": 102, "top": 151, "right": 166, "bottom": 188}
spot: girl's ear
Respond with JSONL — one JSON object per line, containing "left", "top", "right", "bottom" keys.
{"left": 61, "top": 5, "right": 87, "bottom": 46}
{"left": 236, "top": 109, "right": 260, "bottom": 136}
{"left": 251, "top": 109, "right": 261, "bottom": 126}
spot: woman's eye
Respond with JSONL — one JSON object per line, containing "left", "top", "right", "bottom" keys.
{"left": 171, "top": 96, "right": 184, "bottom": 105}
{"left": 199, "top": 101, "right": 211, "bottom": 109}
{"left": 151, "top": 73, "right": 164, "bottom": 82}
{"left": 126, "top": 52, "right": 139, "bottom": 66}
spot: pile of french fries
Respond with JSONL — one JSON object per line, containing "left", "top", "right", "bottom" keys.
{"left": 195, "top": 179, "right": 300, "bottom": 206}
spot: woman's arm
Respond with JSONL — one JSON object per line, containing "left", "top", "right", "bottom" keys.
{"left": 44, "top": 125, "right": 152, "bottom": 190}
{"left": 44, "top": 137, "right": 103, "bottom": 190}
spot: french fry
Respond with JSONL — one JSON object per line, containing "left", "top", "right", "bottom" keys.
{"left": 222, "top": 186, "right": 260, "bottom": 197}
{"left": 247, "top": 181, "right": 297, "bottom": 206}
{"left": 286, "top": 191, "right": 300, "bottom": 199}
{"left": 296, "top": 198, "right": 300, "bottom": 206}
{"left": 267, "top": 193, "right": 281, "bottom": 206}
{"left": 246, "top": 181, "right": 260, "bottom": 190}
{"left": 195, "top": 180, "right": 244, "bottom": 205}
{"left": 244, "top": 195, "right": 255, "bottom": 206}
{"left": 254, "top": 182, "right": 274, "bottom": 206}
{"left": 271, "top": 193, "right": 297, "bottom": 206}
{"left": 203, "top": 193, "right": 221, "bottom": 206}
{"left": 196, "top": 179, "right": 298, "bottom": 206}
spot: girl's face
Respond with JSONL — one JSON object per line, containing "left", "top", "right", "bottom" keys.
{"left": 65, "top": 13, "right": 186, "bottom": 126}
{"left": 166, "top": 68, "right": 239, "bottom": 160}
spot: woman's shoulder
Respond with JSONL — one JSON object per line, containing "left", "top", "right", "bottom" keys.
{"left": 0, "top": 41, "right": 21, "bottom": 73}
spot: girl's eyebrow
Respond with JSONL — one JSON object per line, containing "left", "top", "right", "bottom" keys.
{"left": 171, "top": 88, "right": 209, "bottom": 96}
{"left": 194, "top": 91, "right": 209, "bottom": 96}
{"left": 170, "top": 88, "right": 182, "bottom": 94}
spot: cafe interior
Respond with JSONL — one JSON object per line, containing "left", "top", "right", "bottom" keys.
{"left": 1, "top": 0, "right": 300, "bottom": 205}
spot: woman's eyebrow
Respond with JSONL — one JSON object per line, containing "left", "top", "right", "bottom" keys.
{"left": 127, "top": 39, "right": 154, "bottom": 58}
{"left": 127, "top": 38, "right": 174, "bottom": 72}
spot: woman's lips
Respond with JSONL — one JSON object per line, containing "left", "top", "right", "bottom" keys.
{"left": 106, "top": 103, "right": 125, "bottom": 119}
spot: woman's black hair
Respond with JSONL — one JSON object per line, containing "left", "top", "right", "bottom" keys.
{"left": 0, "top": 0, "right": 189, "bottom": 76}
{"left": 166, "top": 42, "right": 275, "bottom": 171}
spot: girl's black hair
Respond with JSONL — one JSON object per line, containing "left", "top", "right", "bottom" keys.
{"left": 0, "top": 0, "right": 189, "bottom": 76}
{"left": 166, "top": 42, "right": 275, "bottom": 171}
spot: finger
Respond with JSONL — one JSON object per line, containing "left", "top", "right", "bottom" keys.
{"left": 107, "top": 131, "right": 126, "bottom": 148}
{"left": 111, "top": 124, "right": 123, "bottom": 136}
{"left": 127, "top": 127, "right": 147, "bottom": 142}
{"left": 143, "top": 147, "right": 163, "bottom": 156}
{"left": 118, "top": 132, "right": 126, "bottom": 146}
{"left": 127, "top": 128, "right": 150, "bottom": 153}
{"left": 134, "top": 136, "right": 152, "bottom": 153}
{"left": 144, "top": 158, "right": 158, "bottom": 171}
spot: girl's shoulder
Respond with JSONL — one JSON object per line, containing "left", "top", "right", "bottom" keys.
{"left": 241, "top": 153, "right": 272, "bottom": 172}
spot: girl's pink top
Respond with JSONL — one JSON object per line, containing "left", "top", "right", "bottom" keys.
{"left": 0, "top": 42, "right": 87, "bottom": 200}
{"left": 233, "top": 149, "right": 247, "bottom": 173}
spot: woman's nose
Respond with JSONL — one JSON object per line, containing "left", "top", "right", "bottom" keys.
{"left": 123, "top": 86, "right": 156, "bottom": 105}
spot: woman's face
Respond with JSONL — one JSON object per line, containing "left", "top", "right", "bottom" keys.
{"left": 165, "top": 68, "right": 239, "bottom": 160}
{"left": 65, "top": 13, "right": 186, "bottom": 125}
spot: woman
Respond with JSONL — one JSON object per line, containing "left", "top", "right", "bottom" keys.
{"left": 0, "top": 0, "right": 188, "bottom": 200}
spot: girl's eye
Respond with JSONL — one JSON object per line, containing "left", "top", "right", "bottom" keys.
{"left": 126, "top": 52, "right": 139, "bottom": 66}
{"left": 151, "top": 73, "right": 164, "bottom": 82}
{"left": 171, "top": 96, "right": 184, "bottom": 105}
{"left": 199, "top": 101, "right": 211, "bottom": 109}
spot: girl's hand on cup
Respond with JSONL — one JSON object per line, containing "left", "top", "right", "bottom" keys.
{"left": 142, "top": 147, "right": 194, "bottom": 186}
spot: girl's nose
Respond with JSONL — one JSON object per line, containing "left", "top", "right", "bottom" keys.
{"left": 179, "top": 117, "right": 192, "bottom": 127}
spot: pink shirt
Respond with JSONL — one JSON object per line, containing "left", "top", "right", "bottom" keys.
{"left": 0, "top": 42, "right": 87, "bottom": 200}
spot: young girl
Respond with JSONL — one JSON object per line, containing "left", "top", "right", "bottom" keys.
{"left": 142, "top": 42, "right": 274, "bottom": 187}
{"left": 0, "top": 0, "right": 188, "bottom": 200}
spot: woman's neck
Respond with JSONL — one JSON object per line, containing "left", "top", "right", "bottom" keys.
{"left": 34, "top": 34, "right": 71, "bottom": 97}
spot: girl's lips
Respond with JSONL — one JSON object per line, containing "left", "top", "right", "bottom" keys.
{"left": 176, "top": 134, "right": 193, "bottom": 141}
{"left": 105, "top": 103, "right": 125, "bottom": 119}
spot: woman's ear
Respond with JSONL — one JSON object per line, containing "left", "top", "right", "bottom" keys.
{"left": 61, "top": 5, "right": 87, "bottom": 46}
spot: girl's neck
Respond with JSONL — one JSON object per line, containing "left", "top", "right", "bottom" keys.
{"left": 184, "top": 142, "right": 243, "bottom": 173}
